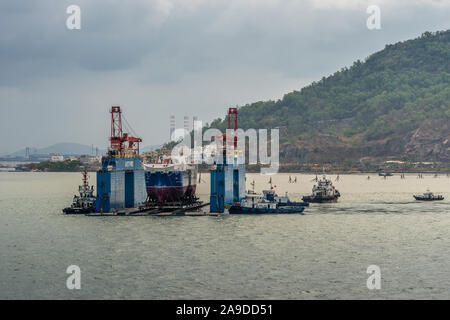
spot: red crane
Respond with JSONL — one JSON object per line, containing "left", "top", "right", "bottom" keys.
{"left": 109, "top": 106, "right": 142, "bottom": 157}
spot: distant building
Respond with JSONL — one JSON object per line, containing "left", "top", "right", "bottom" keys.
{"left": 385, "top": 161, "right": 405, "bottom": 164}
{"left": 0, "top": 166, "right": 15, "bottom": 172}
{"left": 67, "top": 155, "right": 79, "bottom": 162}
{"left": 79, "top": 154, "right": 101, "bottom": 164}
{"left": 412, "top": 162, "right": 435, "bottom": 167}
{"left": 49, "top": 153, "right": 64, "bottom": 162}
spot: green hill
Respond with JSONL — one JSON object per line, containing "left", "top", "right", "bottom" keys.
{"left": 207, "top": 30, "right": 450, "bottom": 166}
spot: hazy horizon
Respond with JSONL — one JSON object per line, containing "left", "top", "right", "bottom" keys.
{"left": 1, "top": 0, "right": 450, "bottom": 155}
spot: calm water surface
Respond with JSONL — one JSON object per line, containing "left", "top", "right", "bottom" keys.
{"left": 0, "top": 172, "right": 449, "bottom": 299}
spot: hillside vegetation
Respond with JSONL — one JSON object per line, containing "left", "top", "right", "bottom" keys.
{"left": 208, "top": 30, "right": 450, "bottom": 164}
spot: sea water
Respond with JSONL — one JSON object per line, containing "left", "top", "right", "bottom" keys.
{"left": 0, "top": 172, "right": 449, "bottom": 299}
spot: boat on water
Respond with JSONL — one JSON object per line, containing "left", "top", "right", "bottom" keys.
{"left": 144, "top": 160, "right": 197, "bottom": 204}
{"left": 229, "top": 189, "right": 306, "bottom": 214}
{"left": 262, "top": 189, "right": 309, "bottom": 207}
{"left": 302, "top": 175, "right": 340, "bottom": 203}
{"left": 413, "top": 190, "right": 444, "bottom": 201}
{"left": 63, "top": 170, "right": 96, "bottom": 214}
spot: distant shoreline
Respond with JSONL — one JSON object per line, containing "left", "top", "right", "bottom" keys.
{"left": 9, "top": 159, "right": 450, "bottom": 174}
{"left": 9, "top": 169, "right": 450, "bottom": 175}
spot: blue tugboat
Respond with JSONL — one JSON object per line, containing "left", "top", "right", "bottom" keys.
{"left": 229, "top": 189, "right": 306, "bottom": 214}
{"left": 413, "top": 189, "right": 444, "bottom": 201}
{"left": 261, "top": 189, "right": 309, "bottom": 207}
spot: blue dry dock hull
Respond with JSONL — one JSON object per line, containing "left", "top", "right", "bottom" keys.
{"left": 229, "top": 205, "right": 305, "bottom": 214}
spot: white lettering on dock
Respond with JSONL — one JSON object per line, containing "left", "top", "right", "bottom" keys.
{"left": 125, "top": 161, "right": 134, "bottom": 168}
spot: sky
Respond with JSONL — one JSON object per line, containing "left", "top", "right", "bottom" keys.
{"left": 1, "top": 0, "right": 449, "bottom": 155}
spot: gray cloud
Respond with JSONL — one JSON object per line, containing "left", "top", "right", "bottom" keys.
{"left": 1, "top": 0, "right": 449, "bottom": 154}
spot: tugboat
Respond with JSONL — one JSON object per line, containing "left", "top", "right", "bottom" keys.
{"left": 413, "top": 189, "right": 444, "bottom": 201}
{"left": 63, "top": 169, "right": 96, "bottom": 214}
{"left": 229, "top": 189, "right": 306, "bottom": 214}
{"left": 302, "top": 175, "right": 340, "bottom": 203}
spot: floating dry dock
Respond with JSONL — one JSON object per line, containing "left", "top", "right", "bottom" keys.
{"left": 66, "top": 106, "right": 308, "bottom": 217}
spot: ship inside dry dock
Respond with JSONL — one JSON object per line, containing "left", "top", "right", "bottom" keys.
{"left": 86, "top": 106, "right": 208, "bottom": 216}
{"left": 143, "top": 160, "right": 198, "bottom": 205}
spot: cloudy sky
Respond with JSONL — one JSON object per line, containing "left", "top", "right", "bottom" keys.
{"left": 1, "top": 0, "right": 449, "bottom": 155}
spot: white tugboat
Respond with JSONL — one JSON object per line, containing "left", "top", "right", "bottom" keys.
{"left": 302, "top": 175, "right": 340, "bottom": 203}
{"left": 63, "top": 169, "right": 96, "bottom": 214}
{"left": 229, "top": 190, "right": 306, "bottom": 214}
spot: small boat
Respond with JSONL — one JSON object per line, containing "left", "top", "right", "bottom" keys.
{"left": 229, "top": 190, "right": 305, "bottom": 214}
{"left": 63, "top": 170, "right": 96, "bottom": 214}
{"left": 378, "top": 172, "right": 393, "bottom": 177}
{"left": 413, "top": 190, "right": 444, "bottom": 201}
{"left": 302, "top": 175, "right": 340, "bottom": 203}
